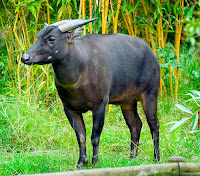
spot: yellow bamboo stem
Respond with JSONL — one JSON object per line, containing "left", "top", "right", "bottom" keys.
{"left": 17, "top": 52, "right": 23, "bottom": 99}
{"left": 46, "top": 0, "right": 50, "bottom": 102}
{"left": 22, "top": 6, "right": 34, "bottom": 100}
{"left": 21, "top": 18, "right": 27, "bottom": 47}
{"left": 79, "top": 0, "right": 82, "bottom": 19}
{"left": 142, "top": 0, "right": 156, "bottom": 53}
{"left": 82, "top": 0, "right": 86, "bottom": 35}
{"left": 101, "top": 0, "right": 105, "bottom": 34}
{"left": 157, "top": 0, "right": 168, "bottom": 96}
{"left": 113, "top": 0, "right": 121, "bottom": 33}
{"left": 122, "top": 13, "right": 131, "bottom": 35}
{"left": 89, "top": 0, "right": 93, "bottom": 33}
{"left": 145, "top": 26, "right": 149, "bottom": 45}
{"left": 13, "top": 3, "right": 29, "bottom": 98}
{"left": 13, "top": 12, "right": 23, "bottom": 49}
{"left": 169, "top": 66, "right": 173, "bottom": 94}
{"left": 109, "top": 0, "right": 115, "bottom": 22}
{"left": 125, "top": 12, "right": 134, "bottom": 36}
{"left": 164, "top": 24, "right": 169, "bottom": 45}
{"left": 34, "top": 8, "right": 40, "bottom": 43}
{"left": 148, "top": 28, "right": 156, "bottom": 54}
{"left": 160, "top": 19, "right": 164, "bottom": 48}
{"left": 46, "top": 0, "right": 50, "bottom": 24}
{"left": 157, "top": 11, "right": 164, "bottom": 96}
{"left": 21, "top": 7, "right": 30, "bottom": 47}
{"left": 132, "top": 0, "right": 137, "bottom": 36}
{"left": 104, "top": 0, "right": 109, "bottom": 34}
{"left": 174, "top": 0, "right": 184, "bottom": 100}
{"left": 62, "top": 1, "right": 72, "bottom": 20}
{"left": 160, "top": 77, "right": 167, "bottom": 94}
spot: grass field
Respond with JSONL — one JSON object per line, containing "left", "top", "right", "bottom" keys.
{"left": 0, "top": 46, "right": 199, "bottom": 175}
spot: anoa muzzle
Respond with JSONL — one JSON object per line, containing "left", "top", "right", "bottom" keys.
{"left": 21, "top": 18, "right": 160, "bottom": 167}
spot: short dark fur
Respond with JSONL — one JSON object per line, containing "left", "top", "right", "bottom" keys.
{"left": 22, "top": 26, "right": 160, "bottom": 167}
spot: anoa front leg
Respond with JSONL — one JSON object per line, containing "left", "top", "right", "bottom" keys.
{"left": 64, "top": 107, "right": 88, "bottom": 167}
{"left": 91, "top": 101, "right": 107, "bottom": 165}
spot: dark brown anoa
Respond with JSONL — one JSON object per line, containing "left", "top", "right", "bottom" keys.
{"left": 21, "top": 18, "right": 160, "bottom": 167}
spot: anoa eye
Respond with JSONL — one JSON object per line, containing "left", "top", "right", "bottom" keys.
{"left": 48, "top": 37, "right": 55, "bottom": 42}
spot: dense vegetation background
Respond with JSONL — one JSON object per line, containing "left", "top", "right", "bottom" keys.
{"left": 0, "top": 0, "right": 199, "bottom": 175}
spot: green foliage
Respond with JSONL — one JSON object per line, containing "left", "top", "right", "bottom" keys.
{"left": 156, "top": 42, "right": 182, "bottom": 69}
{"left": 0, "top": 54, "right": 8, "bottom": 76}
{"left": 168, "top": 90, "right": 200, "bottom": 132}
{"left": 184, "top": 3, "right": 200, "bottom": 46}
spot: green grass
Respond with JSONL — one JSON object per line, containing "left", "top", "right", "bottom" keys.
{"left": 0, "top": 96, "right": 199, "bottom": 176}
{"left": 0, "top": 46, "right": 199, "bottom": 175}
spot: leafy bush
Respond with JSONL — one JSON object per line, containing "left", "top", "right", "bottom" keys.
{"left": 168, "top": 90, "right": 200, "bottom": 132}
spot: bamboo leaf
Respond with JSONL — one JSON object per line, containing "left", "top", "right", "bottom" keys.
{"left": 191, "top": 90, "right": 200, "bottom": 97}
{"left": 58, "top": 4, "right": 65, "bottom": 19}
{"left": 39, "top": 66, "right": 47, "bottom": 75}
{"left": 127, "top": 4, "right": 134, "bottom": 13}
{"left": 46, "top": 4, "right": 54, "bottom": 11}
{"left": 67, "top": 4, "right": 72, "bottom": 17}
{"left": 72, "top": 0, "right": 77, "bottom": 10}
{"left": 192, "top": 113, "right": 199, "bottom": 131}
{"left": 169, "top": 117, "right": 189, "bottom": 132}
{"left": 175, "top": 104, "right": 193, "bottom": 114}
{"left": 29, "top": 6, "right": 36, "bottom": 19}
{"left": 167, "top": 2, "right": 171, "bottom": 14}
{"left": 133, "top": 1, "right": 140, "bottom": 12}
{"left": 57, "top": 0, "right": 62, "bottom": 5}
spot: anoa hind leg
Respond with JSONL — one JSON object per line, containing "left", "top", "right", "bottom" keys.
{"left": 121, "top": 101, "right": 142, "bottom": 158}
{"left": 141, "top": 92, "right": 160, "bottom": 162}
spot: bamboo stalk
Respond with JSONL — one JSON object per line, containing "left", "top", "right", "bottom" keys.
{"left": 160, "top": 77, "right": 167, "bottom": 94}
{"left": 13, "top": 3, "right": 29, "bottom": 98}
{"left": 101, "top": 0, "right": 105, "bottom": 34}
{"left": 122, "top": 13, "right": 131, "bottom": 35}
{"left": 21, "top": 6, "right": 33, "bottom": 100}
{"left": 164, "top": 24, "right": 169, "bottom": 46}
{"left": 13, "top": 11, "right": 23, "bottom": 49}
{"left": 46, "top": 0, "right": 50, "bottom": 24}
{"left": 113, "top": 0, "right": 121, "bottom": 33}
{"left": 109, "top": 0, "right": 115, "bottom": 22}
{"left": 132, "top": 0, "right": 137, "bottom": 36}
{"left": 125, "top": 11, "right": 134, "bottom": 36}
{"left": 104, "top": 0, "right": 109, "bottom": 34}
{"left": 165, "top": 15, "right": 172, "bottom": 96}
{"left": 141, "top": 0, "right": 156, "bottom": 53}
{"left": 34, "top": 7, "right": 40, "bottom": 43}
{"left": 62, "top": 0, "right": 72, "bottom": 20}
{"left": 174, "top": 0, "right": 184, "bottom": 100}
{"left": 157, "top": 4, "right": 164, "bottom": 97}
{"left": 46, "top": 0, "right": 50, "bottom": 102}
{"left": 79, "top": 0, "right": 82, "bottom": 19}
{"left": 17, "top": 52, "right": 23, "bottom": 99}
{"left": 169, "top": 66, "right": 173, "bottom": 94}
{"left": 21, "top": 7, "right": 30, "bottom": 47}
{"left": 82, "top": 0, "right": 86, "bottom": 35}
{"left": 144, "top": 26, "right": 149, "bottom": 45}
{"left": 89, "top": 0, "right": 93, "bottom": 33}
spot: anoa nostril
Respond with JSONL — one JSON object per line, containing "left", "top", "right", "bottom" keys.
{"left": 21, "top": 53, "right": 30, "bottom": 62}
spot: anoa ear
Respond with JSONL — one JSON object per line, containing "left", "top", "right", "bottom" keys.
{"left": 71, "top": 27, "right": 84, "bottom": 40}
